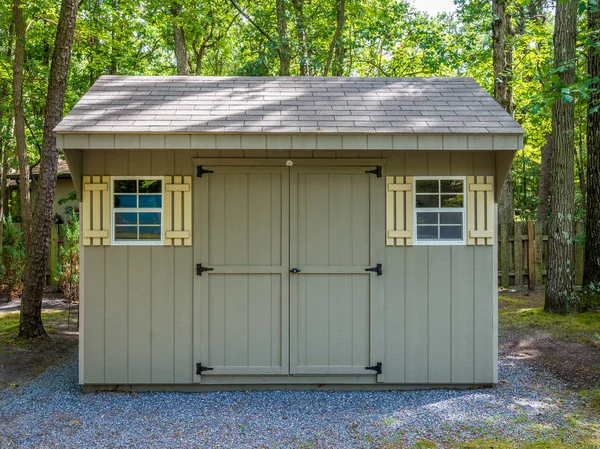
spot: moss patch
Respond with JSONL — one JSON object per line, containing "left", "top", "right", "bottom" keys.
{"left": 499, "top": 295, "right": 600, "bottom": 343}
{"left": 0, "top": 309, "right": 70, "bottom": 346}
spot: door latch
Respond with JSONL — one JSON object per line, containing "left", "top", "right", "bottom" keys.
{"left": 290, "top": 268, "right": 301, "bottom": 273}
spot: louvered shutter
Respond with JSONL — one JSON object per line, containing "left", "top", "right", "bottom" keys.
{"left": 164, "top": 175, "right": 192, "bottom": 246}
{"left": 82, "top": 176, "right": 111, "bottom": 246}
{"left": 466, "top": 176, "right": 495, "bottom": 246}
{"left": 386, "top": 176, "right": 414, "bottom": 246}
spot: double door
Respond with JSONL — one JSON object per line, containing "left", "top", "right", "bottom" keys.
{"left": 194, "top": 163, "right": 382, "bottom": 380}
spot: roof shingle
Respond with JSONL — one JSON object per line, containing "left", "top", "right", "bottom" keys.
{"left": 55, "top": 76, "right": 524, "bottom": 135}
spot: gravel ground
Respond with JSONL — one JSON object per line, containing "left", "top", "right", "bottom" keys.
{"left": 0, "top": 353, "right": 590, "bottom": 449}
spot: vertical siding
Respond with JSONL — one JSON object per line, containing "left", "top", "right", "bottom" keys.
{"left": 82, "top": 148, "right": 497, "bottom": 385}
{"left": 383, "top": 151, "right": 497, "bottom": 384}
{"left": 82, "top": 149, "right": 197, "bottom": 384}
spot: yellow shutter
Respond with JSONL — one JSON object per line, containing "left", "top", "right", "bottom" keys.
{"left": 82, "top": 175, "right": 111, "bottom": 246}
{"left": 386, "top": 176, "right": 413, "bottom": 246}
{"left": 466, "top": 176, "right": 495, "bottom": 246}
{"left": 164, "top": 175, "right": 192, "bottom": 246}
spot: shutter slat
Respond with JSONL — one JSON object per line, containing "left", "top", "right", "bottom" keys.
{"left": 386, "top": 175, "right": 414, "bottom": 246}
{"left": 164, "top": 175, "right": 192, "bottom": 247}
{"left": 466, "top": 176, "right": 494, "bottom": 247}
{"left": 82, "top": 175, "right": 111, "bottom": 246}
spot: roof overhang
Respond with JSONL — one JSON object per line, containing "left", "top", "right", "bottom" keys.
{"left": 56, "top": 132, "right": 523, "bottom": 151}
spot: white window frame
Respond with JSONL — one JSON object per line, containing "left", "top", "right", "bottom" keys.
{"left": 110, "top": 176, "right": 164, "bottom": 246}
{"left": 413, "top": 176, "right": 466, "bottom": 246}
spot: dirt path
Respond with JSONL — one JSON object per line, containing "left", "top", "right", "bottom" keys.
{"left": 499, "top": 289, "right": 600, "bottom": 390}
{"left": 0, "top": 295, "right": 78, "bottom": 390}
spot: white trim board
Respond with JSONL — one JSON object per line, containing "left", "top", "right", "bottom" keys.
{"left": 57, "top": 133, "right": 524, "bottom": 152}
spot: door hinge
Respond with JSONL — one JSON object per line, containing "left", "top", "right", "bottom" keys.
{"left": 365, "top": 263, "right": 383, "bottom": 276}
{"left": 365, "top": 166, "right": 382, "bottom": 178}
{"left": 365, "top": 362, "right": 382, "bottom": 375}
{"left": 196, "top": 264, "right": 214, "bottom": 276}
{"left": 196, "top": 363, "right": 214, "bottom": 375}
{"left": 197, "top": 166, "right": 214, "bottom": 177}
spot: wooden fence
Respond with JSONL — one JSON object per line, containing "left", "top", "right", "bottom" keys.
{"left": 498, "top": 221, "right": 585, "bottom": 288}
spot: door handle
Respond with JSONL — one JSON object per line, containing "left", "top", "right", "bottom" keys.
{"left": 290, "top": 268, "right": 301, "bottom": 273}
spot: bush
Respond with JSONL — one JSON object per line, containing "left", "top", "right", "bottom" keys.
{"left": 0, "top": 216, "right": 25, "bottom": 298}
{"left": 55, "top": 213, "right": 79, "bottom": 303}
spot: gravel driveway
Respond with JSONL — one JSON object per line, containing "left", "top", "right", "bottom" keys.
{"left": 0, "top": 353, "right": 589, "bottom": 449}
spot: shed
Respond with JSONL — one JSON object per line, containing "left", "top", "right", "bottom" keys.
{"left": 56, "top": 76, "right": 523, "bottom": 390}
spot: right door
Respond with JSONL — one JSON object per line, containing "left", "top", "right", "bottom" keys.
{"left": 290, "top": 166, "right": 376, "bottom": 375}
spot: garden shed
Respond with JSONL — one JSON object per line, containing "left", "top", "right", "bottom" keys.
{"left": 56, "top": 75, "right": 523, "bottom": 390}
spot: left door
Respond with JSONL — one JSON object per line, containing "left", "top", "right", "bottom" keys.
{"left": 194, "top": 166, "right": 289, "bottom": 379}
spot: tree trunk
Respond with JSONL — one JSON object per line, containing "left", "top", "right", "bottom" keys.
{"left": 537, "top": 134, "right": 553, "bottom": 221}
{"left": 276, "top": 0, "right": 291, "bottom": 76}
{"left": 12, "top": 0, "right": 31, "bottom": 246}
{"left": 492, "top": 0, "right": 515, "bottom": 224}
{"left": 171, "top": 4, "right": 189, "bottom": 76}
{"left": 583, "top": 0, "right": 600, "bottom": 295}
{"left": 19, "top": 0, "right": 79, "bottom": 339}
{"left": 545, "top": 0, "right": 577, "bottom": 314}
{"left": 324, "top": 0, "right": 346, "bottom": 76}
{"left": 291, "top": 0, "right": 309, "bottom": 76}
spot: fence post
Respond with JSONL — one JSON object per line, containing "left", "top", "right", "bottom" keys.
{"left": 514, "top": 221, "right": 523, "bottom": 287}
{"left": 500, "top": 222, "right": 510, "bottom": 287}
{"left": 49, "top": 224, "right": 59, "bottom": 287}
{"left": 527, "top": 221, "right": 535, "bottom": 290}
{"left": 534, "top": 221, "right": 545, "bottom": 287}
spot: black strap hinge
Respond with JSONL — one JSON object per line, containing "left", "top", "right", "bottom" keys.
{"left": 365, "top": 362, "right": 382, "bottom": 375}
{"left": 196, "top": 363, "right": 214, "bottom": 375}
{"left": 365, "top": 263, "right": 382, "bottom": 276}
{"left": 197, "top": 166, "right": 214, "bottom": 177}
{"left": 196, "top": 264, "right": 214, "bottom": 276}
{"left": 365, "top": 166, "right": 382, "bottom": 178}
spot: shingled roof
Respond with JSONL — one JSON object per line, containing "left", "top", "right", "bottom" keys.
{"left": 55, "top": 76, "right": 523, "bottom": 135}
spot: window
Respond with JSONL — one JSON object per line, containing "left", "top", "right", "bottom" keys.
{"left": 414, "top": 177, "right": 465, "bottom": 245}
{"left": 111, "top": 177, "right": 163, "bottom": 244}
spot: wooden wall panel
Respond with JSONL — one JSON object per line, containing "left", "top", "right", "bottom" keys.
{"left": 428, "top": 246, "right": 451, "bottom": 383}
{"left": 104, "top": 247, "right": 128, "bottom": 383}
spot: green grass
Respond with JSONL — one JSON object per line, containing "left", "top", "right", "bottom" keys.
{"left": 0, "top": 309, "right": 70, "bottom": 346}
{"left": 499, "top": 295, "right": 600, "bottom": 342}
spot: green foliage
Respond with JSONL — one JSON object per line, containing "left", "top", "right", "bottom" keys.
{"left": 0, "top": 216, "right": 25, "bottom": 298}
{"left": 54, "top": 213, "right": 79, "bottom": 303}
{"left": 57, "top": 190, "right": 78, "bottom": 206}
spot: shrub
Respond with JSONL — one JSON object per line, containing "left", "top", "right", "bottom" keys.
{"left": 0, "top": 216, "right": 25, "bottom": 298}
{"left": 55, "top": 213, "right": 79, "bottom": 303}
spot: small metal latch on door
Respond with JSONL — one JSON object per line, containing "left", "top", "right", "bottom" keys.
{"left": 289, "top": 268, "right": 301, "bottom": 273}
{"left": 365, "top": 263, "right": 383, "bottom": 276}
{"left": 196, "top": 264, "right": 214, "bottom": 276}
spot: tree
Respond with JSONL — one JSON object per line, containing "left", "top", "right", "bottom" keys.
{"left": 583, "top": 0, "right": 600, "bottom": 299}
{"left": 537, "top": 134, "right": 553, "bottom": 221}
{"left": 19, "top": 0, "right": 79, "bottom": 338}
{"left": 545, "top": 0, "right": 578, "bottom": 314}
{"left": 492, "top": 0, "right": 515, "bottom": 224}
{"left": 275, "top": 0, "right": 291, "bottom": 75}
{"left": 324, "top": 0, "right": 346, "bottom": 76}
{"left": 171, "top": 2, "right": 189, "bottom": 75}
{"left": 12, "top": 0, "right": 31, "bottom": 247}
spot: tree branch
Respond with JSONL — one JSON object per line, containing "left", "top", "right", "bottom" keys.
{"left": 228, "top": 0, "right": 273, "bottom": 43}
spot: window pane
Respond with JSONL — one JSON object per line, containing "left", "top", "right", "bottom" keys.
{"left": 440, "top": 225, "right": 462, "bottom": 240}
{"left": 139, "top": 180, "right": 162, "bottom": 193}
{"left": 115, "top": 212, "right": 138, "bottom": 225}
{"left": 139, "top": 226, "right": 161, "bottom": 240}
{"left": 417, "top": 212, "right": 438, "bottom": 225}
{"left": 440, "top": 212, "right": 462, "bottom": 225}
{"left": 417, "top": 226, "right": 438, "bottom": 240}
{"left": 416, "top": 180, "right": 439, "bottom": 193}
{"left": 416, "top": 195, "right": 439, "bottom": 208}
{"left": 139, "top": 195, "right": 162, "bottom": 208}
{"left": 115, "top": 225, "right": 138, "bottom": 240}
{"left": 441, "top": 194, "right": 463, "bottom": 208}
{"left": 139, "top": 212, "right": 161, "bottom": 225}
{"left": 114, "top": 194, "right": 137, "bottom": 208}
{"left": 114, "top": 180, "right": 137, "bottom": 193}
{"left": 441, "top": 180, "right": 463, "bottom": 193}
